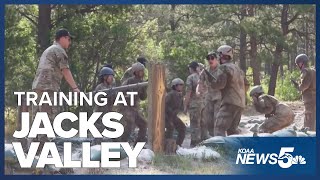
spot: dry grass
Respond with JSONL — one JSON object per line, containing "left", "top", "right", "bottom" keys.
{"left": 151, "top": 154, "right": 232, "bottom": 174}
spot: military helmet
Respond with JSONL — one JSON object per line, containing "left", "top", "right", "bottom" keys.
{"left": 295, "top": 54, "right": 309, "bottom": 64}
{"left": 171, "top": 78, "right": 184, "bottom": 87}
{"left": 132, "top": 62, "right": 145, "bottom": 73}
{"left": 188, "top": 61, "right": 199, "bottom": 69}
{"left": 217, "top": 45, "right": 233, "bottom": 59}
{"left": 137, "top": 57, "right": 147, "bottom": 66}
{"left": 99, "top": 67, "right": 114, "bottom": 77}
{"left": 249, "top": 85, "right": 264, "bottom": 96}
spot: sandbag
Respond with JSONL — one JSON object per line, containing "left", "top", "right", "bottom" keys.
{"left": 176, "top": 146, "right": 221, "bottom": 160}
{"left": 137, "top": 149, "right": 154, "bottom": 163}
{"left": 272, "top": 129, "right": 297, "bottom": 137}
{"left": 201, "top": 136, "right": 242, "bottom": 150}
{"left": 90, "top": 145, "right": 128, "bottom": 161}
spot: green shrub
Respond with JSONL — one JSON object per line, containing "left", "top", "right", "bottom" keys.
{"left": 275, "top": 70, "right": 301, "bottom": 101}
{"left": 247, "top": 67, "right": 300, "bottom": 101}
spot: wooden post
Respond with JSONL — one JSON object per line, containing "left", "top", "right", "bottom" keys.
{"left": 147, "top": 62, "right": 166, "bottom": 153}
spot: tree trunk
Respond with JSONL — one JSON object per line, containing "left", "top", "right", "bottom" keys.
{"left": 268, "top": 5, "right": 289, "bottom": 95}
{"left": 279, "top": 63, "right": 284, "bottom": 78}
{"left": 248, "top": 5, "right": 260, "bottom": 85}
{"left": 38, "top": 5, "right": 51, "bottom": 55}
{"left": 287, "top": 52, "right": 291, "bottom": 72}
{"left": 239, "top": 5, "right": 247, "bottom": 73}
{"left": 268, "top": 44, "right": 282, "bottom": 96}
{"left": 170, "top": 5, "right": 176, "bottom": 32}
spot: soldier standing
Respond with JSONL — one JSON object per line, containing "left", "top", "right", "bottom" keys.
{"left": 32, "top": 28, "right": 79, "bottom": 154}
{"left": 32, "top": 29, "right": 80, "bottom": 154}
{"left": 184, "top": 61, "right": 202, "bottom": 147}
{"left": 292, "top": 54, "right": 316, "bottom": 131}
{"left": 249, "top": 85, "right": 294, "bottom": 133}
{"left": 165, "top": 78, "right": 186, "bottom": 147}
{"left": 197, "top": 52, "right": 222, "bottom": 138}
{"left": 119, "top": 62, "right": 148, "bottom": 144}
{"left": 120, "top": 57, "right": 148, "bottom": 83}
{"left": 197, "top": 62, "right": 211, "bottom": 140}
{"left": 208, "top": 45, "right": 246, "bottom": 137}
{"left": 94, "top": 67, "right": 116, "bottom": 133}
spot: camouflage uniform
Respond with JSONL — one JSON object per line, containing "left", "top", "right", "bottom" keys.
{"left": 94, "top": 83, "right": 114, "bottom": 133}
{"left": 253, "top": 95, "right": 294, "bottom": 133}
{"left": 32, "top": 42, "right": 69, "bottom": 154}
{"left": 199, "top": 96, "right": 207, "bottom": 140}
{"left": 186, "top": 73, "right": 202, "bottom": 145}
{"left": 211, "top": 62, "right": 246, "bottom": 136}
{"left": 199, "top": 67, "right": 222, "bottom": 137}
{"left": 120, "top": 67, "right": 133, "bottom": 83}
{"left": 298, "top": 67, "right": 316, "bottom": 131}
{"left": 165, "top": 90, "right": 186, "bottom": 146}
{"left": 119, "top": 76, "right": 148, "bottom": 144}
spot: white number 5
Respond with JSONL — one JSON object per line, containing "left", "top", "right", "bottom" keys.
{"left": 278, "top": 147, "right": 294, "bottom": 168}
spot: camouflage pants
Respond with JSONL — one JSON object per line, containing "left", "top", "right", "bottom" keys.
{"left": 203, "top": 100, "right": 221, "bottom": 137}
{"left": 32, "top": 91, "right": 60, "bottom": 155}
{"left": 165, "top": 114, "right": 186, "bottom": 146}
{"left": 119, "top": 107, "right": 147, "bottom": 144}
{"left": 259, "top": 114, "right": 294, "bottom": 133}
{"left": 200, "top": 104, "right": 209, "bottom": 140}
{"left": 189, "top": 106, "right": 202, "bottom": 146}
{"left": 214, "top": 104, "right": 243, "bottom": 137}
{"left": 304, "top": 102, "right": 316, "bottom": 131}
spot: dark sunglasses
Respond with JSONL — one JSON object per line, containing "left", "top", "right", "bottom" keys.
{"left": 207, "top": 56, "right": 216, "bottom": 61}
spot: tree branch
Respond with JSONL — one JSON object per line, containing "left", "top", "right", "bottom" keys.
{"left": 16, "top": 9, "right": 37, "bottom": 26}
{"left": 52, "top": 5, "right": 98, "bottom": 27}
{"left": 287, "top": 12, "right": 300, "bottom": 25}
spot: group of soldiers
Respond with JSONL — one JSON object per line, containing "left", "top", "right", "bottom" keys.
{"left": 165, "top": 45, "right": 249, "bottom": 147}
{"left": 166, "top": 48, "right": 316, "bottom": 147}
{"left": 31, "top": 28, "right": 316, "bottom": 152}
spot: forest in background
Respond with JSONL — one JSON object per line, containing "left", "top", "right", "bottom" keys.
{"left": 5, "top": 4, "right": 316, "bottom": 112}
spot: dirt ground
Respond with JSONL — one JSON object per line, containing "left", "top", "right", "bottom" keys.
{"left": 5, "top": 101, "right": 306, "bottom": 175}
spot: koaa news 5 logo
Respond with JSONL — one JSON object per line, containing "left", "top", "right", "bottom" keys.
{"left": 236, "top": 147, "right": 306, "bottom": 168}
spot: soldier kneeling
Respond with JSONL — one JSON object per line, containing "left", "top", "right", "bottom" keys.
{"left": 249, "top": 85, "right": 295, "bottom": 133}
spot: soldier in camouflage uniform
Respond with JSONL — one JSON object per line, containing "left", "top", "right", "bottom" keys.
{"left": 292, "top": 54, "right": 316, "bottom": 131}
{"left": 100, "top": 63, "right": 117, "bottom": 86}
{"left": 184, "top": 61, "right": 202, "bottom": 147}
{"left": 120, "top": 57, "right": 148, "bottom": 83}
{"left": 208, "top": 45, "right": 246, "bottom": 137}
{"left": 165, "top": 78, "right": 186, "bottom": 146}
{"left": 32, "top": 29, "right": 79, "bottom": 154}
{"left": 197, "top": 63, "right": 210, "bottom": 140}
{"left": 119, "top": 62, "right": 148, "bottom": 144}
{"left": 94, "top": 67, "right": 116, "bottom": 133}
{"left": 250, "top": 85, "right": 294, "bottom": 133}
{"left": 197, "top": 52, "right": 222, "bottom": 138}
